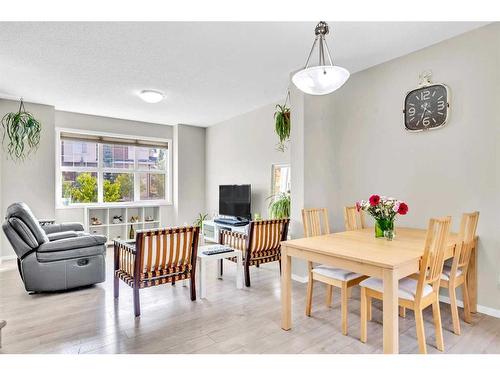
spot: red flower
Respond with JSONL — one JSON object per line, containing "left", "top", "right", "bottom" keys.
{"left": 369, "top": 195, "right": 380, "bottom": 206}
{"left": 397, "top": 202, "right": 409, "bottom": 215}
{"left": 355, "top": 201, "right": 361, "bottom": 212}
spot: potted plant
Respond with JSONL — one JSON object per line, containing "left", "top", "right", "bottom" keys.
{"left": 1, "top": 99, "right": 42, "bottom": 161}
{"left": 268, "top": 192, "right": 291, "bottom": 219}
{"left": 356, "top": 195, "right": 409, "bottom": 239}
{"left": 274, "top": 102, "right": 290, "bottom": 152}
{"left": 194, "top": 213, "right": 208, "bottom": 244}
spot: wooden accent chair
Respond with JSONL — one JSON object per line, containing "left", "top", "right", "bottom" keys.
{"left": 219, "top": 219, "right": 289, "bottom": 287}
{"left": 303, "top": 207, "right": 367, "bottom": 336}
{"left": 440, "top": 212, "right": 479, "bottom": 335}
{"left": 360, "top": 216, "right": 451, "bottom": 354}
{"left": 114, "top": 226, "right": 200, "bottom": 317}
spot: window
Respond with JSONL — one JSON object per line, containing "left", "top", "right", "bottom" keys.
{"left": 271, "top": 163, "right": 291, "bottom": 196}
{"left": 57, "top": 129, "right": 171, "bottom": 207}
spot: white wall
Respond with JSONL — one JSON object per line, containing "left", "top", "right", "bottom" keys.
{"left": 294, "top": 23, "right": 500, "bottom": 310}
{"left": 205, "top": 103, "right": 290, "bottom": 219}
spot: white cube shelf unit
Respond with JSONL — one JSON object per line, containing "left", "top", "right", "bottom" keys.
{"left": 84, "top": 205, "right": 161, "bottom": 245}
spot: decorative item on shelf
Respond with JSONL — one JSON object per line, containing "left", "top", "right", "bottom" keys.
{"left": 129, "top": 224, "right": 135, "bottom": 240}
{"left": 112, "top": 215, "right": 123, "bottom": 224}
{"left": 268, "top": 191, "right": 291, "bottom": 219}
{"left": 91, "top": 217, "right": 102, "bottom": 226}
{"left": 129, "top": 215, "right": 139, "bottom": 223}
{"left": 274, "top": 91, "right": 291, "bottom": 152}
{"left": 145, "top": 215, "right": 154, "bottom": 222}
{"left": 356, "top": 195, "right": 409, "bottom": 239}
{"left": 1, "top": 98, "right": 42, "bottom": 161}
{"left": 194, "top": 213, "right": 208, "bottom": 233}
{"left": 292, "top": 21, "right": 350, "bottom": 95}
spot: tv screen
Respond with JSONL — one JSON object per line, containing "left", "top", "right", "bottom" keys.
{"left": 219, "top": 184, "right": 251, "bottom": 220}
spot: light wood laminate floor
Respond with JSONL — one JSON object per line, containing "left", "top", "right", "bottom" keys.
{"left": 1, "top": 253, "right": 499, "bottom": 354}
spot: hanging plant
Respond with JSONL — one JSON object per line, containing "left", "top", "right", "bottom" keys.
{"left": 274, "top": 91, "right": 291, "bottom": 152}
{"left": 1, "top": 99, "right": 42, "bottom": 161}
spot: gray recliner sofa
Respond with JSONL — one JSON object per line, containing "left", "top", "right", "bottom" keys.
{"left": 2, "top": 202, "right": 106, "bottom": 292}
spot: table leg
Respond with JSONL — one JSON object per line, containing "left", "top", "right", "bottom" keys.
{"left": 199, "top": 258, "right": 207, "bottom": 299}
{"left": 383, "top": 268, "right": 399, "bottom": 354}
{"left": 281, "top": 246, "right": 292, "bottom": 330}
{"left": 236, "top": 252, "right": 243, "bottom": 289}
{"left": 217, "top": 259, "right": 223, "bottom": 280}
{"left": 467, "top": 241, "right": 478, "bottom": 313}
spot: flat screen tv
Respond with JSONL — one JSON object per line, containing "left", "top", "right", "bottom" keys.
{"left": 219, "top": 184, "right": 251, "bottom": 220}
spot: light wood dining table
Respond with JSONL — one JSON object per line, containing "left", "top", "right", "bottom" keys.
{"left": 280, "top": 227, "right": 478, "bottom": 354}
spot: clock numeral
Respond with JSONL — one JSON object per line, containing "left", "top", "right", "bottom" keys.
{"left": 423, "top": 117, "right": 431, "bottom": 127}
{"left": 437, "top": 100, "right": 445, "bottom": 111}
{"left": 421, "top": 90, "right": 430, "bottom": 100}
{"left": 408, "top": 107, "right": 416, "bottom": 116}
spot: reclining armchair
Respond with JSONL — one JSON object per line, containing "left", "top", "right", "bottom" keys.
{"left": 2, "top": 202, "right": 106, "bottom": 292}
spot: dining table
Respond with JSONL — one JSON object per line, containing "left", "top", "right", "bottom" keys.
{"left": 280, "top": 227, "right": 478, "bottom": 354}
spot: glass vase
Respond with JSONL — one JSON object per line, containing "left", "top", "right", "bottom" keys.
{"left": 375, "top": 219, "right": 394, "bottom": 238}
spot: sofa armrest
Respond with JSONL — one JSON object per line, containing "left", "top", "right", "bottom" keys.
{"left": 38, "top": 235, "right": 107, "bottom": 253}
{"left": 219, "top": 229, "right": 248, "bottom": 252}
{"left": 42, "top": 222, "right": 85, "bottom": 235}
{"left": 47, "top": 231, "right": 79, "bottom": 241}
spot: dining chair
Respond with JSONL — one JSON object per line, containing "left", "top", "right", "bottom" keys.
{"left": 303, "top": 207, "right": 367, "bottom": 335}
{"left": 440, "top": 211, "right": 479, "bottom": 335}
{"left": 359, "top": 216, "right": 451, "bottom": 354}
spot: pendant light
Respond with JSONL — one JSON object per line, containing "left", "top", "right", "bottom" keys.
{"left": 292, "top": 21, "right": 349, "bottom": 95}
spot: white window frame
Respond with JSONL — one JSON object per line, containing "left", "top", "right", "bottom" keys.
{"left": 55, "top": 127, "right": 173, "bottom": 208}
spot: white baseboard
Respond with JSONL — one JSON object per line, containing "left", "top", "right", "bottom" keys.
{"left": 439, "top": 295, "right": 500, "bottom": 319}
{"left": 0, "top": 254, "right": 16, "bottom": 264}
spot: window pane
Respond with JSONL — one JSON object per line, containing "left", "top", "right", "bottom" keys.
{"left": 272, "top": 165, "right": 291, "bottom": 196}
{"left": 61, "top": 140, "right": 98, "bottom": 167}
{"left": 137, "top": 147, "right": 167, "bottom": 171}
{"left": 62, "top": 172, "right": 98, "bottom": 203}
{"left": 102, "top": 144, "right": 135, "bottom": 169}
{"left": 140, "top": 173, "right": 165, "bottom": 200}
{"left": 103, "top": 173, "right": 134, "bottom": 202}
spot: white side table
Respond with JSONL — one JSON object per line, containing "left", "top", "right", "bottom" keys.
{"left": 197, "top": 245, "right": 243, "bottom": 299}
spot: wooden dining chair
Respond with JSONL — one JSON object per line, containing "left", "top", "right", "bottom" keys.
{"left": 440, "top": 212, "right": 479, "bottom": 335}
{"left": 360, "top": 216, "right": 451, "bottom": 354}
{"left": 114, "top": 226, "right": 200, "bottom": 317}
{"left": 303, "top": 207, "right": 367, "bottom": 336}
{"left": 343, "top": 206, "right": 366, "bottom": 231}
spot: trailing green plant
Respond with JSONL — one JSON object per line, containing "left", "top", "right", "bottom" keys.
{"left": 268, "top": 192, "right": 291, "bottom": 219}
{"left": 194, "top": 213, "right": 209, "bottom": 230}
{"left": 1, "top": 99, "right": 42, "bottom": 161}
{"left": 274, "top": 100, "right": 291, "bottom": 152}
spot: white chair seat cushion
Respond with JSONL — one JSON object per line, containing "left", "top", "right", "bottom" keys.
{"left": 359, "top": 276, "right": 433, "bottom": 301}
{"left": 441, "top": 265, "right": 463, "bottom": 281}
{"left": 312, "top": 265, "right": 364, "bottom": 281}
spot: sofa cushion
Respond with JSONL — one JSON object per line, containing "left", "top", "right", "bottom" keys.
{"left": 36, "top": 245, "right": 106, "bottom": 262}
{"left": 6, "top": 202, "right": 49, "bottom": 245}
{"left": 37, "top": 235, "right": 107, "bottom": 253}
{"left": 9, "top": 217, "right": 38, "bottom": 248}
{"left": 47, "top": 231, "right": 80, "bottom": 241}
{"left": 360, "top": 276, "right": 433, "bottom": 301}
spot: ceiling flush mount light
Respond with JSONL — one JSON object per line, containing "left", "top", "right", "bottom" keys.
{"left": 292, "top": 21, "right": 349, "bottom": 96}
{"left": 138, "top": 90, "right": 164, "bottom": 103}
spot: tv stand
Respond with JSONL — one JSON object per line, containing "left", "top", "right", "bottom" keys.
{"left": 202, "top": 219, "right": 250, "bottom": 243}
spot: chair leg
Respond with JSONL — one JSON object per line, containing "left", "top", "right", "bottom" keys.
{"left": 325, "top": 284, "right": 333, "bottom": 308}
{"left": 414, "top": 308, "right": 427, "bottom": 354}
{"left": 432, "top": 300, "right": 445, "bottom": 351}
{"left": 341, "top": 282, "right": 348, "bottom": 336}
{"left": 360, "top": 287, "right": 367, "bottom": 343}
{"left": 367, "top": 296, "right": 372, "bottom": 321}
{"left": 172, "top": 280, "right": 176, "bottom": 286}
{"left": 399, "top": 306, "right": 406, "bottom": 318}
{"left": 462, "top": 280, "right": 472, "bottom": 324}
{"left": 133, "top": 286, "right": 141, "bottom": 317}
{"left": 114, "top": 275, "right": 119, "bottom": 299}
{"left": 449, "top": 285, "right": 461, "bottom": 335}
{"left": 305, "top": 276, "right": 314, "bottom": 317}
{"left": 190, "top": 274, "right": 197, "bottom": 301}
{"left": 244, "top": 263, "right": 251, "bottom": 287}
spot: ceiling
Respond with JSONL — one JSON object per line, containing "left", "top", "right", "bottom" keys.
{"left": 0, "top": 22, "right": 487, "bottom": 126}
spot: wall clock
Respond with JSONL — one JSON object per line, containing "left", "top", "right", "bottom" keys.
{"left": 403, "top": 71, "right": 450, "bottom": 132}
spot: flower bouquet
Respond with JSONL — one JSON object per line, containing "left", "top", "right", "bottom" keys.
{"left": 356, "top": 195, "right": 409, "bottom": 239}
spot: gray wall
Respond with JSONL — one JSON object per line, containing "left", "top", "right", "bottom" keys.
{"left": 205, "top": 103, "right": 290, "bottom": 219}
{"left": 0, "top": 105, "right": 206, "bottom": 258}
{"left": 294, "top": 23, "right": 500, "bottom": 310}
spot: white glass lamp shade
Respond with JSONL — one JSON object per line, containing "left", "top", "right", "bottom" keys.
{"left": 139, "top": 90, "right": 164, "bottom": 103}
{"left": 292, "top": 65, "right": 350, "bottom": 95}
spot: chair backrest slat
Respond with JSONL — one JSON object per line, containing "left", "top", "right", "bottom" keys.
{"left": 249, "top": 219, "right": 289, "bottom": 256}
{"left": 344, "top": 206, "right": 366, "bottom": 231}
{"left": 301, "top": 208, "right": 330, "bottom": 237}
{"left": 456, "top": 212, "right": 479, "bottom": 269}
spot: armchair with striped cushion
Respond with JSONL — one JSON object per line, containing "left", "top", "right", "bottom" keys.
{"left": 219, "top": 219, "right": 289, "bottom": 287}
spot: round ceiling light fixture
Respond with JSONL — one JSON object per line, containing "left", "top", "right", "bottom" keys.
{"left": 138, "top": 89, "right": 164, "bottom": 103}
{"left": 292, "top": 21, "right": 350, "bottom": 96}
